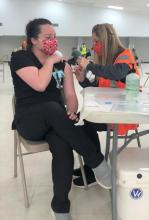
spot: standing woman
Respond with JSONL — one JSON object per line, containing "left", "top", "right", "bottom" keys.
{"left": 10, "top": 19, "right": 111, "bottom": 220}
{"left": 74, "top": 23, "right": 139, "bottom": 186}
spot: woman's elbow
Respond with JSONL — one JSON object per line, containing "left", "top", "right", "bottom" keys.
{"left": 32, "top": 83, "right": 47, "bottom": 92}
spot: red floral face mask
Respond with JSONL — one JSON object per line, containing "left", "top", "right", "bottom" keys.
{"left": 92, "top": 42, "right": 104, "bottom": 55}
{"left": 42, "top": 38, "right": 58, "bottom": 55}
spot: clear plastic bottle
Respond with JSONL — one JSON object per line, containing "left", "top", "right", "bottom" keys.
{"left": 125, "top": 64, "right": 140, "bottom": 96}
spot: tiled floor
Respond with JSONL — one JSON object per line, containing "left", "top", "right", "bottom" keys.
{"left": 0, "top": 63, "right": 149, "bottom": 220}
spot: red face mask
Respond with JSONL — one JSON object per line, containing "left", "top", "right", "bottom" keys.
{"left": 92, "top": 42, "right": 103, "bottom": 55}
{"left": 42, "top": 38, "right": 58, "bottom": 55}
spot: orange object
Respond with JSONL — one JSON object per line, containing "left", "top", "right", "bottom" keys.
{"left": 98, "top": 49, "right": 139, "bottom": 135}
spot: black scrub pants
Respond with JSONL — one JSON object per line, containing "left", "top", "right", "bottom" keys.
{"left": 15, "top": 101, "right": 105, "bottom": 213}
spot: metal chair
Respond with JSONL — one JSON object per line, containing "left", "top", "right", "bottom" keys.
{"left": 12, "top": 97, "right": 88, "bottom": 208}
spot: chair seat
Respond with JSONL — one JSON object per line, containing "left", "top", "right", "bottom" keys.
{"left": 20, "top": 136, "right": 49, "bottom": 153}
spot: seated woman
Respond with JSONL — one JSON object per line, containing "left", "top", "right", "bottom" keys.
{"left": 10, "top": 18, "right": 111, "bottom": 220}
{"left": 73, "top": 23, "right": 139, "bottom": 188}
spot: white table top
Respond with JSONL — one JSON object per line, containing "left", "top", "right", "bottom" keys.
{"left": 79, "top": 87, "right": 149, "bottom": 124}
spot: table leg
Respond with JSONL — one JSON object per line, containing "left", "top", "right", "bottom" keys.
{"left": 111, "top": 124, "right": 118, "bottom": 220}
{"left": 105, "top": 124, "right": 111, "bottom": 161}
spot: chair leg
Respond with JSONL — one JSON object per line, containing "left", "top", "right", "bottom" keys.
{"left": 105, "top": 125, "right": 111, "bottom": 161}
{"left": 16, "top": 133, "right": 29, "bottom": 208}
{"left": 78, "top": 155, "right": 88, "bottom": 190}
{"left": 124, "top": 131, "right": 128, "bottom": 145}
{"left": 14, "top": 131, "right": 17, "bottom": 177}
{"left": 135, "top": 129, "right": 141, "bottom": 148}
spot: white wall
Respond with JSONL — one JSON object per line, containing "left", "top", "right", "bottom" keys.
{"left": 0, "top": 0, "right": 149, "bottom": 61}
{"left": 0, "top": 0, "right": 149, "bottom": 37}
{"left": 129, "top": 38, "right": 149, "bottom": 62}
{"left": 57, "top": 37, "right": 78, "bottom": 59}
{"left": 0, "top": 36, "right": 24, "bottom": 60}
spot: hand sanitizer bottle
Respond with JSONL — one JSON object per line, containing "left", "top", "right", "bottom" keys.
{"left": 125, "top": 64, "right": 140, "bottom": 95}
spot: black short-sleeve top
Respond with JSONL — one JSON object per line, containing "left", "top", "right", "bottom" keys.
{"left": 10, "top": 50, "right": 65, "bottom": 110}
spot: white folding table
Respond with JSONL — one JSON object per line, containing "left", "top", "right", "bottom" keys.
{"left": 79, "top": 87, "right": 149, "bottom": 220}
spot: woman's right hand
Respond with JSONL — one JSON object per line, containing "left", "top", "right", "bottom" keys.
{"left": 67, "top": 110, "right": 79, "bottom": 122}
{"left": 48, "top": 54, "right": 63, "bottom": 64}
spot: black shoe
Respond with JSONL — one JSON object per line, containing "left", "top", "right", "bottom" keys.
{"left": 73, "top": 174, "right": 97, "bottom": 188}
{"left": 73, "top": 165, "right": 94, "bottom": 177}
{"left": 73, "top": 167, "right": 82, "bottom": 177}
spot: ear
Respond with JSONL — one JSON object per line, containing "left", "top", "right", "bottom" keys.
{"left": 31, "top": 37, "right": 38, "bottom": 46}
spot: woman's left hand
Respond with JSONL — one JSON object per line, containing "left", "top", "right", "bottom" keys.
{"left": 67, "top": 110, "right": 79, "bottom": 122}
{"left": 73, "top": 65, "right": 85, "bottom": 82}
{"left": 77, "top": 57, "right": 89, "bottom": 70}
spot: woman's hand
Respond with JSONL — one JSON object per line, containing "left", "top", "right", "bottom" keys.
{"left": 67, "top": 110, "right": 79, "bottom": 122}
{"left": 77, "top": 57, "right": 89, "bottom": 70}
{"left": 48, "top": 54, "right": 63, "bottom": 64}
{"left": 73, "top": 65, "right": 85, "bottom": 82}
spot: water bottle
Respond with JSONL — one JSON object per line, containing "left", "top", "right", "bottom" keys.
{"left": 125, "top": 64, "right": 140, "bottom": 96}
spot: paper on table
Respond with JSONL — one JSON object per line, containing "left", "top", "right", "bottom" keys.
{"left": 85, "top": 99, "right": 113, "bottom": 112}
{"left": 75, "top": 100, "right": 113, "bottom": 126}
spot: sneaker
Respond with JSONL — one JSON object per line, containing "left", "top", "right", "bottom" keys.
{"left": 73, "top": 167, "right": 82, "bottom": 177}
{"left": 73, "top": 174, "right": 97, "bottom": 188}
{"left": 93, "top": 159, "right": 112, "bottom": 190}
{"left": 50, "top": 208, "right": 73, "bottom": 220}
{"left": 73, "top": 164, "right": 94, "bottom": 177}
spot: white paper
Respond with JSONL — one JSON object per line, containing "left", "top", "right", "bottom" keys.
{"left": 85, "top": 100, "right": 113, "bottom": 112}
